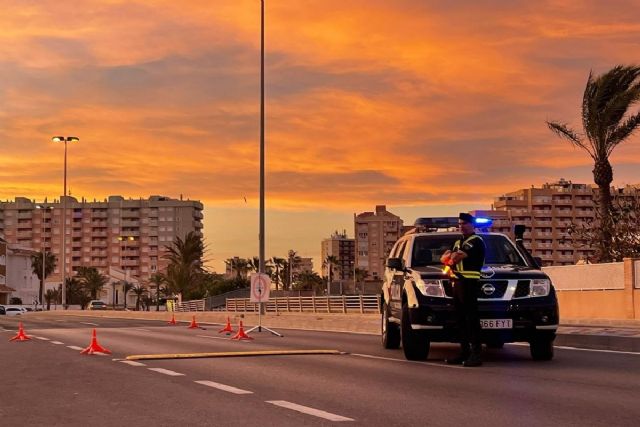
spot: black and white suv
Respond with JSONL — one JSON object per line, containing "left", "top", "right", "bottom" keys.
{"left": 381, "top": 219, "right": 559, "bottom": 361}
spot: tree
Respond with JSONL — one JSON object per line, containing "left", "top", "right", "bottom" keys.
{"left": 294, "top": 271, "right": 324, "bottom": 293}
{"left": 284, "top": 250, "right": 302, "bottom": 290}
{"left": 76, "top": 267, "right": 108, "bottom": 300}
{"left": 270, "top": 257, "right": 286, "bottom": 291}
{"left": 225, "top": 257, "right": 250, "bottom": 281}
{"left": 65, "top": 277, "right": 90, "bottom": 308}
{"left": 44, "top": 289, "right": 58, "bottom": 311}
{"left": 547, "top": 65, "right": 640, "bottom": 261}
{"left": 164, "top": 231, "right": 206, "bottom": 299}
{"left": 323, "top": 255, "right": 340, "bottom": 294}
{"left": 31, "top": 251, "right": 57, "bottom": 308}
{"left": 354, "top": 268, "right": 369, "bottom": 294}
{"left": 148, "top": 273, "right": 165, "bottom": 312}
{"left": 131, "top": 284, "right": 147, "bottom": 311}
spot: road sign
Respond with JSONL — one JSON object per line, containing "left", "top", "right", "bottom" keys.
{"left": 250, "top": 273, "right": 271, "bottom": 303}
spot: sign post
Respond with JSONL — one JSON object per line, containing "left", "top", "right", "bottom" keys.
{"left": 246, "top": 273, "right": 282, "bottom": 337}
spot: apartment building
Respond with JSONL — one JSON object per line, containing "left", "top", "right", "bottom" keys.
{"left": 320, "top": 230, "right": 355, "bottom": 281}
{"left": 0, "top": 195, "right": 204, "bottom": 286}
{"left": 473, "top": 178, "right": 639, "bottom": 266}
{"left": 354, "top": 205, "right": 403, "bottom": 280}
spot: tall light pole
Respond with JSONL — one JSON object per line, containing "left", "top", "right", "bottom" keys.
{"left": 36, "top": 205, "right": 52, "bottom": 309}
{"left": 52, "top": 136, "right": 79, "bottom": 309}
{"left": 259, "top": 0, "right": 265, "bottom": 276}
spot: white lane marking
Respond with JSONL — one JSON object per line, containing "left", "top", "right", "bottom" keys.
{"left": 196, "top": 334, "right": 229, "bottom": 341}
{"left": 121, "top": 360, "right": 146, "bottom": 367}
{"left": 35, "top": 336, "right": 50, "bottom": 341}
{"left": 507, "top": 343, "right": 640, "bottom": 355}
{"left": 195, "top": 380, "right": 253, "bottom": 394}
{"left": 51, "top": 341, "right": 65, "bottom": 345}
{"left": 266, "top": 400, "right": 354, "bottom": 422}
{"left": 350, "top": 353, "right": 464, "bottom": 369}
{"left": 81, "top": 322, "right": 99, "bottom": 326}
{"left": 67, "top": 346, "right": 83, "bottom": 350}
{"left": 135, "top": 328, "right": 152, "bottom": 332}
{"left": 55, "top": 320, "right": 66, "bottom": 322}
{"left": 148, "top": 368, "right": 185, "bottom": 376}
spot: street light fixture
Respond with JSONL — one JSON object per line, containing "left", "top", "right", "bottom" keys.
{"left": 36, "top": 205, "right": 52, "bottom": 309}
{"left": 52, "top": 136, "right": 79, "bottom": 308}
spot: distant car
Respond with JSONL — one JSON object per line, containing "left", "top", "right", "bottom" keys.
{"left": 88, "top": 300, "right": 107, "bottom": 310}
{"left": 0, "top": 305, "right": 4, "bottom": 315}
{"left": 4, "top": 307, "right": 24, "bottom": 316}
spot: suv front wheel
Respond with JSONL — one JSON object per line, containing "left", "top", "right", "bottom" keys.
{"left": 530, "top": 334, "right": 554, "bottom": 361}
{"left": 381, "top": 301, "right": 400, "bottom": 349}
{"left": 401, "top": 301, "right": 430, "bottom": 360}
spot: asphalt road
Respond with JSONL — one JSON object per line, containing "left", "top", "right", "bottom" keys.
{"left": 1, "top": 313, "right": 639, "bottom": 426}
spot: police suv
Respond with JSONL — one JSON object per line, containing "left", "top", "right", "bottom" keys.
{"left": 381, "top": 217, "right": 559, "bottom": 361}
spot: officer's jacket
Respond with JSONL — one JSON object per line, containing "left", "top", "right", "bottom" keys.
{"left": 452, "top": 234, "right": 486, "bottom": 279}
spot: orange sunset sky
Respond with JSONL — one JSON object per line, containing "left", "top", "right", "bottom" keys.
{"left": 1, "top": 0, "right": 640, "bottom": 272}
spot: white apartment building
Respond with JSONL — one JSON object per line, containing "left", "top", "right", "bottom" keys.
{"left": 0, "top": 195, "right": 204, "bottom": 286}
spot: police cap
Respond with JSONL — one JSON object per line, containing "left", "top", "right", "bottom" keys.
{"left": 459, "top": 212, "right": 474, "bottom": 223}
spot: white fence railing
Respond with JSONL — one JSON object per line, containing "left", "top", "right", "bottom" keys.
{"left": 172, "top": 299, "right": 206, "bottom": 312}
{"left": 226, "top": 295, "right": 381, "bottom": 314}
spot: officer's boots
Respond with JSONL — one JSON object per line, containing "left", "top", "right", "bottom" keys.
{"left": 462, "top": 345, "right": 482, "bottom": 367}
{"left": 446, "top": 344, "right": 470, "bottom": 365}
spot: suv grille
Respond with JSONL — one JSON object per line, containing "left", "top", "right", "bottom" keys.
{"left": 477, "top": 280, "right": 509, "bottom": 299}
{"left": 513, "top": 280, "right": 530, "bottom": 298}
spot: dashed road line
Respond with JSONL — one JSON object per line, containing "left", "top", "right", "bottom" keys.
{"left": 196, "top": 334, "right": 230, "bottom": 341}
{"left": 67, "top": 346, "right": 84, "bottom": 351}
{"left": 148, "top": 368, "right": 185, "bottom": 376}
{"left": 34, "top": 336, "right": 50, "bottom": 341}
{"left": 51, "top": 341, "right": 65, "bottom": 345}
{"left": 121, "top": 360, "right": 146, "bottom": 367}
{"left": 81, "top": 322, "right": 99, "bottom": 326}
{"left": 135, "top": 328, "right": 152, "bottom": 332}
{"left": 508, "top": 343, "right": 640, "bottom": 355}
{"left": 266, "top": 400, "right": 354, "bottom": 422}
{"left": 194, "top": 380, "right": 253, "bottom": 395}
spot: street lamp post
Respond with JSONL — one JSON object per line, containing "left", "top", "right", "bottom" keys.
{"left": 36, "top": 205, "right": 52, "bottom": 309}
{"left": 52, "top": 136, "right": 79, "bottom": 309}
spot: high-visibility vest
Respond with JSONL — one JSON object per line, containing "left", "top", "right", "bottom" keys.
{"left": 452, "top": 235, "right": 483, "bottom": 279}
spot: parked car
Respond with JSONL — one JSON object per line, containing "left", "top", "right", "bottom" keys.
{"left": 88, "top": 300, "right": 108, "bottom": 310}
{"left": 3, "top": 307, "right": 24, "bottom": 316}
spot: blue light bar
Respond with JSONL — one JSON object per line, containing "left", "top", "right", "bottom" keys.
{"left": 474, "top": 217, "right": 493, "bottom": 227}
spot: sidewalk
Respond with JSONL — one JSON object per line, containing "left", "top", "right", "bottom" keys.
{"left": 32, "top": 310, "right": 640, "bottom": 353}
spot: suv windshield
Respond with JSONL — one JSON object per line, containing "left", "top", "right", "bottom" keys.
{"left": 411, "top": 234, "right": 527, "bottom": 267}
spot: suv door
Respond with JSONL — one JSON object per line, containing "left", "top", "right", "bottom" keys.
{"left": 389, "top": 239, "right": 409, "bottom": 316}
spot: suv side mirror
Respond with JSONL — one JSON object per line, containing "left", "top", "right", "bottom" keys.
{"left": 386, "top": 257, "right": 404, "bottom": 271}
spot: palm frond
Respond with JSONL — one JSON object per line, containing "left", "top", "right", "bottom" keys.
{"left": 607, "top": 112, "right": 640, "bottom": 156}
{"left": 546, "top": 121, "right": 593, "bottom": 158}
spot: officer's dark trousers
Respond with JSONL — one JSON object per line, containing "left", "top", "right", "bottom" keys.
{"left": 452, "top": 278, "right": 482, "bottom": 353}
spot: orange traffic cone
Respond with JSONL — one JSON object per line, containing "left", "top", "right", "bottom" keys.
{"left": 230, "top": 321, "right": 253, "bottom": 340}
{"left": 168, "top": 313, "right": 177, "bottom": 325}
{"left": 9, "top": 322, "right": 31, "bottom": 342}
{"left": 80, "top": 329, "right": 111, "bottom": 355}
{"left": 187, "top": 315, "right": 199, "bottom": 329}
{"left": 218, "top": 317, "right": 234, "bottom": 334}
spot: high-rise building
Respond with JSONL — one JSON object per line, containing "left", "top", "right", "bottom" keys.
{"left": 321, "top": 230, "right": 355, "bottom": 281}
{"left": 354, "top": 205, "right": 403, "bottom": 280}
{"left": 0, "top": 195, "right": 203, "bottom": 285}
{"left": 473, "top": 178, "right": 639, "bottom": 266}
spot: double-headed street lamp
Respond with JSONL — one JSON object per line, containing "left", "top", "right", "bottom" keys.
{"left": 36, "top": 205, "right": 52, "bottom": 309}
{"left": 52, "top": 136, "right": 79, "bottom": 308}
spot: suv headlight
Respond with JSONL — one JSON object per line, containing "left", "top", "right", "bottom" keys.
{"left": 416, "top": 279, "right": 445, "bottom": 297}
{"left": 530, "top": 279, "right": 551, "bottom": 297}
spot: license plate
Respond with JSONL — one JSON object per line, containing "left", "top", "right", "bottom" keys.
{"left": 480, "top": 319, "right": 512, "bottom": 329}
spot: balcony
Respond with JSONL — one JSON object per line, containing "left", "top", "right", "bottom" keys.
{"left": 534, "top": 220, "right": 552, "bottom": 227}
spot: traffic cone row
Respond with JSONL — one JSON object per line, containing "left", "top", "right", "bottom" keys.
{"left": 187, "top": 315, "right": 200, "bottom": 329}
{"left": 231, "top": 321, "right": 253, "bottom": 340}
{"left": 167, "top": 313, "right": 177, "bottom": 325}
{"left": 9, "top": 322, "right": 31, "bottom": 342}
{"left": 80, "top": 329, "right": 111, "bottom": 355}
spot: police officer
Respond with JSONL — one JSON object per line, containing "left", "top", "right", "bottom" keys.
{"left": 440, "top": 212, "right": 486, "bottom": 367}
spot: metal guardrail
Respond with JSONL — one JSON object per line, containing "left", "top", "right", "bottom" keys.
{"left": 226, "top": 295, "right": 381, "bottom": 314}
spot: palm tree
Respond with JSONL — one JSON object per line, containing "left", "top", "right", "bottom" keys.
{"left": 225, "top": 257, "right": 251, "bottom": 281}
{"left": 31, "top": 252, "right": 57, "bottom": 309}
{"left": 547, "top": 65, "right": 640, "bottom": 261}
{"left": 270, "top": 257, "right": 286, "bottom": 291}
{"left": 148, "top": 273, "right": 165, "bottom": 311}
{"left": 131, "top": 284, "right": 147, "bottom": 311}
{"left": 164, "top": 231, "right": 206, "bottom": 299}
{"left": 44, "top": 289, "right": 56, "bottom": 311}
{"left": 285, "top": 250, "right": 302, "bottom": 290}
{"left": 323, "top": 255, "right": 340, "bottom": 295}
{"left": 76, "top": 267, "right": 108, "bottom": 300}
{"left": 294, "top": 271, "right": 324, "bottom": 292}
{"left": 354, "top": 268, "right": 369, "bottom": 294}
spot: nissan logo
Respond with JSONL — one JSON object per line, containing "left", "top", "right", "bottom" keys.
{"left": 481, "top": 283, "right": 496, "bottom": 295}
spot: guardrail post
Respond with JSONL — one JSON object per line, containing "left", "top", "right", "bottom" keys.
{"left": 312, "top": 295, "right": 316, "bottom": 313}
{"left": 286, "top": 297, "right": 291, "bottom": 313}
{"left": 342, "top": 295, "right": 347, "bottom": 313}
{"left": 359, "top": 295, "right": 364, "bottom": 313}
{"left": 376, "top": 294, "right": 381, "bottom": 313}
{"left": 274, "top": 297, "right": 278, "bottom": 315}
{"left": 327, "top": 296, "right": 331, "bottom": 313}
{"left": 298, "top": 295, "right": 303, "bottom": 313}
